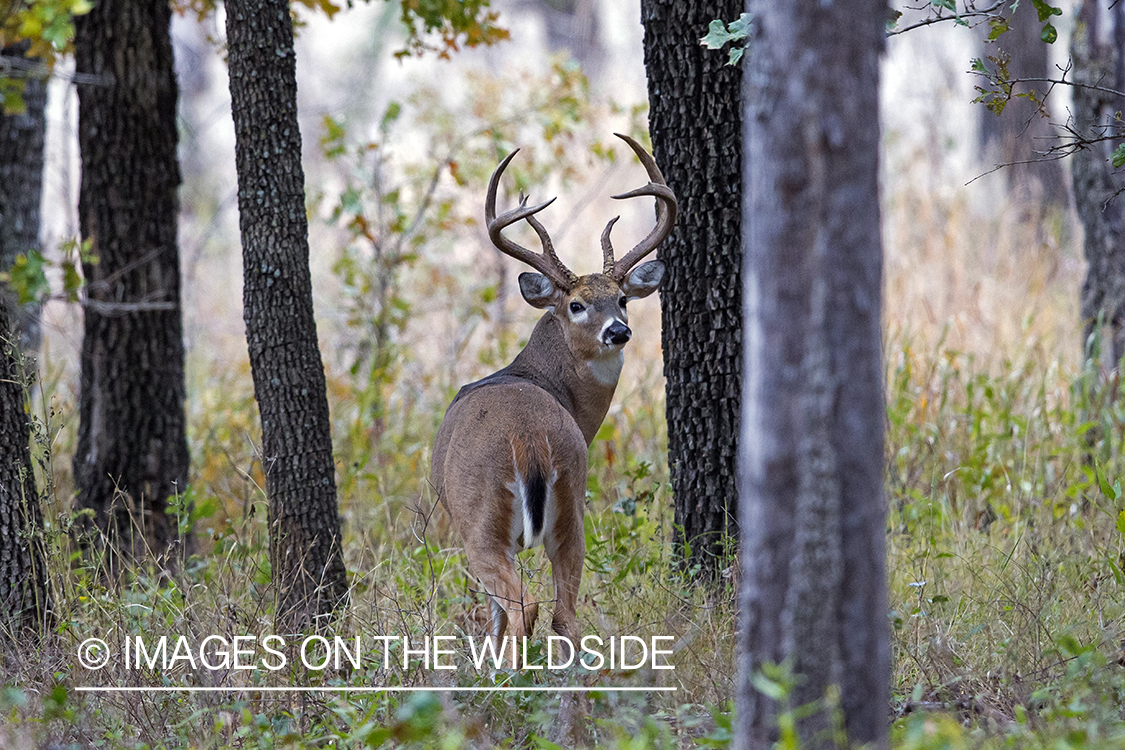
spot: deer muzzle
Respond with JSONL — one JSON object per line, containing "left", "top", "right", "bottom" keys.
{"left": 604, "top": 322, "right": 631, "bottom": 346}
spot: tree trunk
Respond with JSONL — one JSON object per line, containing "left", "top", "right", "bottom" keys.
{"left": 737, "top": 0, "right": 889, "bottom": 747}
{"left": 73, "top": 0, "right": 190, "bottom": 562}
{"left": 536, "top": 0, "right": 602, "bottom": 73}
{"left": 0, "top": 292, "right": 50, "bottom": 634}
{"left": 640, "top": 0, "right": 743, "bottom": 576}
{"left": 225, "top": 0, "right": 347, "bottom": 626}
{"left": 1072, "top": 0, "right": 1125, "bottom": 364}
{"left": 0, "top": 43, "right": 47, "bottom": 353}
{"left": 979, "top": 0, "right": 1068, "bottom": 208}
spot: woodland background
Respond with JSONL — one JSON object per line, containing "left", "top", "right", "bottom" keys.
{"left": 1, "top": 0, "right": 1123, "bottom": 747}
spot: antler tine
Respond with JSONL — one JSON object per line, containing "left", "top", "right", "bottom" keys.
{"left": 485, "top": 148, "right": 576, "bottom": 290}
{"left": 526, "top": 213, "right": 579, "bottom": 287}
{"left": 601, "top": 216, "right": 620, "bottom": 274}
{"left": 604, "top": 133, "right": 679, "bottom": 281}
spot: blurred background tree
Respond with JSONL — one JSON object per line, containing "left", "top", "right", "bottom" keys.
{"left": 1071, "top": 0, "right": 1125, "bottom": 367}
{"left": 978, "top": 0, "right": 1068, "bottom": 212}
{"left": 0, "top": 41, "right": 47, "bottom": 355}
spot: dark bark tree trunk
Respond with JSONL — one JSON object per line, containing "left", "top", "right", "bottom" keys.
{"left": 0, "top": 43, "right": 47, "bottom": 353}
{"left": 74, "top": 0, "right": 190, "bottom": 561}
{"left": 225, "top": 0, "right": 347, "bottom": 626}
{"left": 640, "top": 0, "right": 743, "bottom": 576}
{"left": 1072, "top": 0, "right": 1125, "bottom": 364}
{"left": 0, "top": 292, "right": 50, "bottom": 635}
{"left": 979, "top": 0, "right": 1068, "bottom": 208}
{"left": 737, "top": 0, "right": 889, "bottom": 747}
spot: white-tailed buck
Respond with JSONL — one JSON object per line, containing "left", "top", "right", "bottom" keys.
{"left": 431, "top": 133, "right": 677, "bottom": 661}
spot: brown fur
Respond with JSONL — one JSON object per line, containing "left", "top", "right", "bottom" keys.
{"left": 432, "top": 270, "right": 660, "bottom": 667}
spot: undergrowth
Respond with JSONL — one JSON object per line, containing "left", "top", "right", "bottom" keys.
{"left": 10, "top": 320, "right": 1125, "bottom": 747}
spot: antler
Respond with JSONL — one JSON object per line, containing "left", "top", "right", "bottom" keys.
{"left": 486, "top": 149, "right": 578, "bottom": 291}
{"left": 601, "top": 133, "right": 678, "bottom": 281}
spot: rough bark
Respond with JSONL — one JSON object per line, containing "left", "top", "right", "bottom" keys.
{"left": 73, "top": 0, "right": 190, "bottom": 561}
{"left": 979, "top": 0, "right": 1068, "bottom": 208}
{"left": 225, "top": 0, "right": 347, "bottom": 626}
{"left": 737, "top": 0, "right": 889, "bottom": 747}
{"left": 0, "top": 43, "right": 47, "bottom": 353}
{"left": 0, "top": 292, "right": 49, "bottom": 635}
{"left": 640, "top": 0, "right": 743, "bottom": 575}
{"left": 1072, "top": 0, "right": 1125, "bottom": 364}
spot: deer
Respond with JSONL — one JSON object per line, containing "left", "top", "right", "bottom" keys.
{"left": 431, "top": 133, "right": 677, "bottom": 665}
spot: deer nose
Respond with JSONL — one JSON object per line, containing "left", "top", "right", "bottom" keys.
{"left": 604, "top": 321, "right": 631, "bottom": 346}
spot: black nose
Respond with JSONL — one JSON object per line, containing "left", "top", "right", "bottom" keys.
{"left": 604, "top": 322, "right": 631, "bottom": 346}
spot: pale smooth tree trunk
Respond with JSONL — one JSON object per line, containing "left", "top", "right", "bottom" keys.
{"left": 225, "top": 0, "right": 347, "bottom": 627}
{"left": 737, "top": 0, "right": 890, "bottom": 747}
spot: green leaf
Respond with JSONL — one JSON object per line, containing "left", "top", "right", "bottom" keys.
{"left": 700, "top": 13, "right": 751, "bottom": 51}
{"left": 380, "top": 101, "right": 402, "bottom": 130}
{"left": 8, "top": 251, "right": 49, "bottom": 304}
{"left": 1031, "top": 0, "right": 1062, "bottom": 22}
{"left": 1115, "top": 510, "right": 1125, "bottom": 535}
{"left": 700, "top": 19, "right": 735, "bottom": 50}
{"left": 1040, "top": 22, "right": 1057, "bottom": 44}
{"left": 0, "top": 79, "right": 27, "bottom": 116}
{"left": 987, "top": 16, "right": 1010, "bottom": 40}
{"left": 728, "top": 12, "right": 753, "bottom": 38}
{"left": 750, "top": 670, "right": 786, "bottom": 700}
{"left": 319, "top": 115, "right": 347, "bottom": 159}
{"left": 1097, "top": 465, "right": 1117, "bottom": 501}
{"left": 728, "top": 47, "right": 744, "bottom": 66}
{"left": 1112, "top": 144, "right": 1125, "bottom": 168}
{"left": 62, "top": 261, "right": 82, "bottom": 302}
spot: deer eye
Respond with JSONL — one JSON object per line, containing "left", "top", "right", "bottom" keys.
{"left": 569, "top": 301, "right": 585, "bottom": 314}
{"left": 619, "top": 297, "right": 627, "bottom": 308}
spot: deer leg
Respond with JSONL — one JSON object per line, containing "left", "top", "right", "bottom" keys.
{"left": 467, "top": 548, "right": 539, "bottom": 667}
{"left": 545, "top": 530, "right": 584, "bottom": 664}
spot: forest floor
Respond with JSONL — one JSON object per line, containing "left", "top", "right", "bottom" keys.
{"left": 8, "top": 308, "right": 1125, "bottom": 748}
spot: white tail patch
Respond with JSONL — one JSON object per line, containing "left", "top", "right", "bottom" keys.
{"left": 505, "top": 440, "right": 558, "bottom": 551}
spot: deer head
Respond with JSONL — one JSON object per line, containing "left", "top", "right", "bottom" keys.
{"left": 486, "top": 133, "right": 677, "bottom": 370}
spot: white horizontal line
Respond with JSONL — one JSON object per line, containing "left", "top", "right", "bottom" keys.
{"left": 76, "top": 686, "right": 676, "bottom": 693}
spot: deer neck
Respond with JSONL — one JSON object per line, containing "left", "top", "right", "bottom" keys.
{"left": 503, "top": 312, "right": 620, "bottom": 446}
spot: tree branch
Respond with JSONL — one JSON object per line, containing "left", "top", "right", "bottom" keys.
{"left": 887, "top": 0, "right": 1006, "bottom": 36}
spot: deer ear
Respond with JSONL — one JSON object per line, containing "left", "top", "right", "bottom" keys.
{"left": 519, "top": 272, "right": 563, "bottom": 309}
{"left": 621, "top": 260, "right": 665, "bottom": 300}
